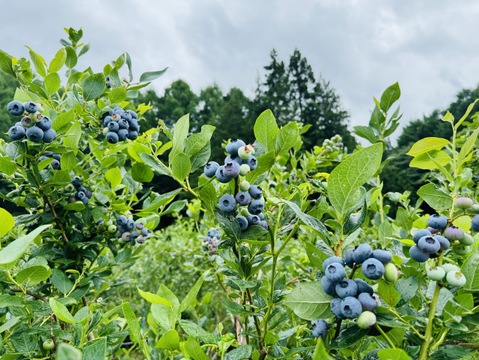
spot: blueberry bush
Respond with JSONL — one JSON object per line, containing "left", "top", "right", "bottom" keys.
{"left": 2, "top": 29, "right": 479, "bottom": 360}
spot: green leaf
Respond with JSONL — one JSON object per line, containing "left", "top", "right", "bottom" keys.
{"left": 16, "top": 265, "right": 51, "bottom": 284}
{"left": 417, "top": 184, "right": 453, "bottom": 211}
{"left": 225, "top": 345, "right": 253, "bottom": 360}
{"left": 26, "top": 46, "right": 47, "bottom": 78}
{"left": 276, "top": 122, "right": 299, "bottom": 155}
{"left": 178, "top": 320, "right": 217, "bottom": 344}
{"left": 60, "top": 151, "right": 78, "bottom": 172}
{"left": 82, "top": 73, "right": 106, "bottom": 101}
{"left": 184, "top": 336, "right": 209, "bottom": 360}
{"left": 379, "top": 82, "right": 401, "bottom": 112}
{"left": 0, "top": 50, "right": 14, "bottom": 77}
{"left": 155, "top": 329, "right": 180, "bottom": 351}
{"left": 328, "top": 143, "right": 383, "bottom": 220}
{"left": 282, "top": 200, "right": 328, "bottom": 236}
{"left": 409, "top": 150, "right": 451, "bottom": 170}
{"left": 109, "top": 86, "right": 127, "bottom": 103}
{"left": 131, "top": 163, "right": 154, "bottom": 182}
{"left": 185, "top": 125, "right": 215, "bottom": 156}
{"left": 0, "top": 225, "right": 51, "bottom": 269}
{"left": 45, "top": 72, "right": 61, "bottom": 94}
{"left": 171, "top": 152, "right": 191, "bottom": 181}
{"left": 125, "top": 52, "right": 133, "bottom": 81}
{"left": 49, "top": 298, "right": 77, "bottom": 324}
{"left": 105, "top": 167, "right": 122, "bottom": 188}
{"left": 63, "top": 122, "right": 82, "bottom": 154}
{"left": 462, "top": 252, "right": 479, "bottom": 291}
{"left": 82, "top": 338, "right": 107, "bottom": 360}
{"left": 312, "top": 338, "right": 334, "bottom": 360}
{"left": 138, "top": 288, "right": 172, "bottom": 306}
{"left": 49, "top": 48, "right": 67, "bottom": 73}
{"left": 53, "top": 109, "right": 75, "bottom": 131}
{"left": 378, "top": 280, "right": 400, "bottom": 306}
{"left": 170, "top": 114, "right": 190, "bottom": 161}
{"left": 0, "top": 208, "right": 15, "bottom": 238}
{"left": 0, "top": 294, "right": 24, "bottom": 307}
{"left": 122, "top": 302, "right": 141, "bottom": 343}
{"left": 65, "top": 46, "right": 78, "bottom": 68}
{"left": 377, "top": 348, "right": 412, "bottom": 360}
{"left": 246, "top": 150, "right": 276, "bottom": 184}
{"left": 57, "top": 343, "right": 82, "bottom": 360}
{"left": 458, "top": 127, "right": 479, "bottom": 167}
{"left": 51, "top": 268, "right": 74, "bottom": 295}
{"left": 442, "top": 111, "right": 454, "bottom": 123}
{"left": 283, "top": 282, "right": 332, "bottom": 320}
{"left": 455, "top": 99, "right": 479, "bottom": 130}
{"left": 139, "top": 68, "right": 168, "bottom": 82}
{"left": 179, "top": 271, "right": 208, "bottom": 313}
{"left": 139, "top": 153, "right": 170, "bottom": 176}
{"left": 0, "top": 156, "right": 17, "bottom": 176}
{"left": 354, "top": 125, "right": 377, "bottom": 144}
{"left": 406, "top": 137, "right": 450, "bottom": 157}
{"left": 254, "top": 110, "right": 279, "bottom": 153}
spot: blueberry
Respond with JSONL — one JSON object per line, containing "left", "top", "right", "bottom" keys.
{"left": 324, "top": 263, "right": 346, "bottom": 282}
{"left": 321, "top": 276, "right": 337, "bottom": 296}
{"left": 244, "top": 156, "right": 257, "bottom": 170}
{"left": 141, "top": 228, "right": 150, "bottom": 236}
{"left": 117, "top": 215, "right": 128, "bottom": 226}
{"left": 207, "top": 228, "right": 220, "bottom": 238}
{"left": 444, "top": 226, "right": 465, "bottom": 241}
{"left": 472, "top": 214, "right": 479, "bottom": 232}
{"left": 384, "top": 263, "right": 399, "bottom": 283}
{"left": 460, "top": 233, "right": 474, "bottom": 246}
{"left": 7, "top": 100, "right": 24, "bottom": 116}
{"left": 446, "top": 271, "right": 467, "bottom": 287}
{"left": 126, "top": 219, "right": 135, "bottom": 230}
{"left": 311, "top": 319, "right": 328, "bottom": 338}
{"left": 51, "top": 159, "right": 61, "bottom": 170}
{"left": 52, "top": 153, "right": 61, "bottom": 161}
{"left": 361, "top": 258, "right": 385, "bottom": 280}
{"left": 454, "top": 196, "right": 474, "bottom": 209}
{"left": 121, "top": 111, "right": 132, "bottom": 122}
{"left": 84, "top": 190, "right": 92, "bottom": 199}
{"left": 340, "top": 297, "right": 362, "bottom": 319}
{"left": 353, "top": 244, "right": 373, "bottom": 264}
{"left": 427, "top": 214, "right": 448, "bottom": 230}
{"left": 247, "top": 214, "right": 261, "bottom": 226}
{"left": 136, "top": 235, "right": 146, "bottom": 244}
{"left": 322, "top": 256, "right": 345, "bottom": 271}
{"left": 129, "top": 120, "right": 139, "bottom": 131}
{"left": 39, "top": 155, "right": 48, "bottom": 161}
{"left": 235, "top": 191, "right": 252, "bottom": 206}
{"left": 441, "top": 263, "right": 460, "bottom": 274}
{"left": 37, "top": 116, "right": 52, "bottom": 131}
{"left": 107, "top": 121, "right": 120, "bottom": 132}
{"left": 76, "top": 191, "right": 86, "bottom": 199}
{"left": 330, "top": 298, "right": 344, "bottom": 319}
{"left": 224, "top": 155, "right": 243, "bottom": 165}
{"left": 112, "top": 106, "right": 124, "bottom": 115}
{"left": 226, "top": 139, "right": 246, "bottom": 156}
{"left": 335, "top": 279, "right": 358, "bottom": 298}
{"left": 427, "top": 267, "right": 446, "bottom": 281}
{"left": 238, "top": 144, "right": 255, "bottom": 159}
{"left": 218, "top": 194, "right": 236, "bottom": 212}
{"left": 223, "top": 161, "right": 241, "bottom": 178}
{"left": 81, "top": 197, "right": 89, "bottom": 205}
{"left": 237, "top": 216, "right": 248, "bottom": 231}
{"left": 135, "top": 221, "right": 144, "bottom": 230}
{"left": 453, "top": 244, "right": 470, "bottom": 255}
{"left": 130, "top": 231, "right": 139, "bottom": 239}
{"left": 355, "top": 279, "right": 374, "bottom": 295}
{"left": 259, "top": 220, "right": 268, "bottom": 230}
{"left": 21, "top": 116, "right": 34, "bottom": 128}
{"left": 215, "top": 166, "right": 233, "bottom": 183}
{"left": 103, "top": 115, "right": 113, "bottom": 126}
{"left": 239, "top": 164, "right": 251, "bottom": 176}
{"left": 417, "top": 236, "right": 441, "bottom": 254}
{"left": 42, "top": 129, "right": 57, "bottom": 143}
{"left": 23, "top": 101, "right": 39, "bottom": 113}
{"left": 72, "top": 176, "right": 82, "bottom": 188}
{"left": 248, "top": 199, "right": 264, "bottom": 215}
{"left": 344, "top": 248, "right": 355, "bottom": 268}
{"left": 128, "top": 131, "right": 139, "bottom": 140}
{"left": 413, "top": 229, "right": 432, "bottom": 244}
{"left": 118, "top": 129, "right": 129, "bottom": 141}
{"left": 106, "top": 132, "right": 119, "bottom": 144}
{"left": 357, "top": 311, "right": 377, "bottom": 329}
{"left": 409, "top": 245, "right": 430, "bottom": 262}
{"left": 248, "top": 185, "right": 263, "bottom": 199}
{"left": 434, "top": 235, "right": 450, "bottom": 250}
{"left": 127, "top": 110, "right": 138, "bottom": 119}
{"left": 26, "top": 126, "right": 44, "bottom": 142}
{"left": 372, "top": 249, "right": 392, "bottom": 264}
{"left": 8, "top": 125, "right": 26, "bottom": 140}
{"left": 119, "top": 118, "right": 129, "bottom": 129}
{"left": 358, "top": 292, "right": 378, "bottom": 311}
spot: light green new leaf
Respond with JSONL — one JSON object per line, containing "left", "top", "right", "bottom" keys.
{"left": 49, "top": 298, "right": 77, "bottom": 324}
{"left": 45, "top": 72, "right": 61, "bottom": 94}
{"left": 139, "top": 153, "right": 170, "bottom": 176}
{"left": 138, "top": 288, "right": 172, "bottom": 306}
{"left": 155, "top": 329, "right": 180, "bottom": 350}
{"left": 139, "top": 68, "right": 168, "bottom": 82}
{"left": 122, "top": 302, "right": 141, "bottom": 343}
{"left": 455, "top": 99, "right": 479, "bottom": 130}
{"left": 170, "top": 114, "right": 190, "bottom": 161}
{"left": 328, "top": 143, "right": 383, "bottom": 220}
{"left": 276, "top": 122, "right": 299, "bottom": 155}
{"left": 354, "top": 125, "right": 377, "bottom": 144}
{"left": 462, "top": 252, "right": 479, "bottom": 291}
{"left": 284, "top": 282, "right": 332, "bottom": 320}
{"left": 377, "top": 348, "right": 412, "bottom": 360}
{"left": 57, "top": 343, "right": 82, "bottom": 360}
{"left": 184, "top": 336, "right": 209, "bottom": 360}
{"left": 312, "top": 338, "right": 334, "bottom": 360}
{"left": 0, "top": 156, "right": 17, "bottom": 176}
{"left": 379, "top": 82, "right": 400, "bottom": 112}
{"left": 0, "top": 225, "right": 51, "bottom": 269}
{"left": 179, "top": 270, "right": 209, "bottom": 313}
{"left": 82, "top": 73, "right": 106, "bottom": 101}
{"left": 109, "top": 86, "right": 127, "bottom": 103}
{"left": 458, "top": 127, "right": 479, "bottom": 167}
{"left": 406, "top": 137, "right": 450, "bottom": 157}
{"left": 63, "top": 122, "right": 82, "bottom": 154}
{"left": 49, "top": 48, "right": 67, "bottom": 73}
{"left": 105, "top": 167, "right": 122, "bottom": 188}
{"left": 53, "top": 109, "right": 75, "bottom": 131}
{"left": 254, "top": 110, "right": 279, "bottom": 153}
{"left": 409, "top": 150, "right": 451, "bottom": 170}
{"left": 65, "top": 46, "right": 78, "bottom": 68}
{"left": 0, "top": 207, "right": 15, "bottom": 238}
{"left": 417, "top": 184, "right": 452, "bottom": 211}
{"left": 178, "top": 320, "right": 217, "bottom": 344}
{"left": 171, "top": 152, "right": 191, "bottom": 181}
{"left": 26, "top": 46, "right": 47, "bottom": 78}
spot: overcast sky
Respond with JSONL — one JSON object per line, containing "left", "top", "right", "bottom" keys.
{"left": 2, "top": 0, "right": 479, "bottom": 143}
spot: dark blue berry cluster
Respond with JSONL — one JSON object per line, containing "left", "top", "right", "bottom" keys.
{"left": 101, "top": 107, "right": 140, "bottom": 144}
{"left": 115, "top": 215, "right": 150, "bottom": 244}
{"left": 39, "top": 152, "right": 61, "bottom": 170}
{"left": 203, "top": 228, "right": 221, "bottom": 255}
{"left": 7, "top": 100, "right": 56, "bottom": 143}
{"left": 66, "top": 176, "right": 92, "bottom": 205}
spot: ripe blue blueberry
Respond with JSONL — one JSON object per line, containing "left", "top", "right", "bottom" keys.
{"left": 353, "top": 244, "right": 373, "bottom": 264}
{"left": 471, "top": 214, "right": 479, "bottom": 232}
{"left": 344, "top": 247, "right": 355, "bottom": 268}
{"left": 248, "top": 185, "right": 263, "bottom": 199}
{"left": 7, "top": 100, "right": 24, "bottom": 116}
{"left": 118, "top": 129, "right": 129, "bottom": 141}
{"left": 130, "top": 231, "right": 139, "bottom": 240}
{"left": 355, "top": 279, "right": 374, "bottom": 295}
{"left": 204, "top": 161, "right": 219, "bottom": 178}
{"left": 135, "top": 221, "right": 144, "bottom": 230}
{"left": 455, "top": 196, "right": 474, "bottom": 209}
{"left": 215, "top": 166, "right": 233, "bottom": 183}
{"left": 322, "top": 256, "right": 345, "bottom": 271}
{"left": 417, "top": 236, "right": 441, "bottom": 254}
{"left": 51, "top": 159, "right": 61, "bottom": 170}
{"left": 218, "top": 194, "right": 236, "bottom": 212}
{"left": 321, "top": 276, "right": 337, "bottom": 297}
{"left": 444, "top": 226, "right": 465, "bottom": 241}
{"left": 237, "top": 216, "right": 248, "bottom": 231}
{"left": 37, "top": 116, "right": 52, "bottom": 131}
{"left": 372, "top": 249, "right": 392, "bottom": 264}
{"left": 413, "top": 229, "right": 432, "bottom": 244}
{"left": 362, "top": 258, "right": 385, "bottom": 280}
{"left": 52, "top": 153, "right": 61, "bottom": 161}
{"left": 226, "top": 139, "right": 246, "bottom": 156}
{"left": 81, "top": 197, "right": 89, "bottom": 205}
{"left": 207, "top": 228, "right": 220, "bottom": 238}
{"left": 127, "top": 110, "right": 138, "bottom": 119}
{"left": 26, "top": 126, "right": 44, "bottom": 142}
{"left": 340, "top": 297, "right": 363, "bottom": 319}
{"left": 358, "top": 292, "right": 378, "bottom": 311}
{"left": 118, "top": 118, "right": 130, "bottom": 129}
{"left": 224, "top": 155, "right": 243, "bottom": 165}
{"left": 8, "top": 125, "right": 26, "bottom": 140}
{"left": 129, "top": 131, "right": 138, "bottom": 140}
{"left": 42, "top": 129, "right": 57, "bottom": 143}
{"left": 335, "top": 279, "right": 358, "bottom": 298}
{"left": 141, "top": 228, "right": 150, "bottom": 236}
{"left": 24, "top": 101, "right": 39, "bottom": 113}
{"left": 106, "top": 132, "right": 119, "bottom": 144}
{"left": 129, "top": 119, "right": 139, "bottom": 132}
{"left": 126, "top": 219, "right": 135, "bottom": 230}
{"left": 247, "top": 214, "right": 261, "bottom": 226}
{"left": 324, "top": 263, "right": 346, "bottom": 282}
{"left": 409, "top": 245, "right": 430, "bottom": 262}
{"left": 21, "top": 116, "right": 34, "bottom": 128}
{"left": 107, "top": 121, "right": 120, "bottom": 132}
{"left": 248, "top": 199, "right": 264, "bottom": 215}
{"left": 223, "top": 161, "right": 241, "bottom": 178}
{"left": 116, "top": 215, "right": 128, "bottom": 227}
{"left": 427, "top": 214, "right": 448, "bottom": 230}
{"left": 235, "top": 191, "right": 252, "bottom": 206}
{"left": 311, "top": 319, "right": 328, "bottom": 338}
{"left": 330, "top": 298, "right": 345, "bottom": 319}
{"left": 259, "top": 220, "right": 268, "bottom": 230}
{"left": 434, "top": 235, "right": 450, "bottom": 250}
{"left": 244, "top": 156, "right": 257, "bottom": 170}
{"left": 76, "top": 191, "right": 86, "bottom": 199}
{"left": 72, "top": 177, "right": 82, "bottom": 188}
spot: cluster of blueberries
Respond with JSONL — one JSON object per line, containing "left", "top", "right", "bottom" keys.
{"left": 39, "top": 152, "right": 61, "bottom": 170}
{"left": 203, "top": 228, "right": 221, "bottom": 255}
{"left": 65, "top": 176, "right": 92, "bottom": 205}
{"left": 100, "top": 106, "right": 140, "bottom": 144}
{"left": 7, "top": 100, "right": 57, "bottom": 143}
{"left": 204, "top": 139, "right": 267, "bottom": 231}
{"left": 312, "top": 245, "right": 398, "bottom": 337}
{"left": 99, "top": 215, "right": 150, "bottom": 245}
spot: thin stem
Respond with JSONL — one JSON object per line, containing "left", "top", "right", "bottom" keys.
{"left": 375, "top": 323, "right": 395, "bottom": 348}
{"left": 430, "top": 328, "right": 449, "bottom": 352}
{"left": 418, "top": 277, "right": 442, "bottom": 360}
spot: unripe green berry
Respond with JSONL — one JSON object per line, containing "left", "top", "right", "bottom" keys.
{"left": 446, "top": 271, "right": 467, "bottom": 287}
{"left": 383, "top": 262, "right": 399, "bottom": 283}
{"left": 453, "top": 244, "right": 470, "bottom": 255}
{"left": 455, "top": 196, "right": 474, "bottom": 209}
{"left": 472, "top": 204, "right": 479, "bottom": 213}
{"left": 460, "top": 233, "right": 474, "bottom": 246}
{"left": 441, "top": 263, "right": 460, "bottom": 274}
{"left": 240, "top": 180, "right": 250, "bottom": 191}
{"left": 357, "top": 311, "right": 376, "bottom": 329}
{"left": 42, "top": 339, "right": 54, "bottom": 350}
{"left": 427, "top": 267, "right": 446, "bottom": 281}
{"left": 108, "top": 224, "right": 117, "bottom": 233}
{"left": 239, "top": 164, "right": 250, "bottom": 176}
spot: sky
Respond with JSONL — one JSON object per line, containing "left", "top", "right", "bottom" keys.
{"left": 2, "top": 0, "right": 479, "bottom": 143}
